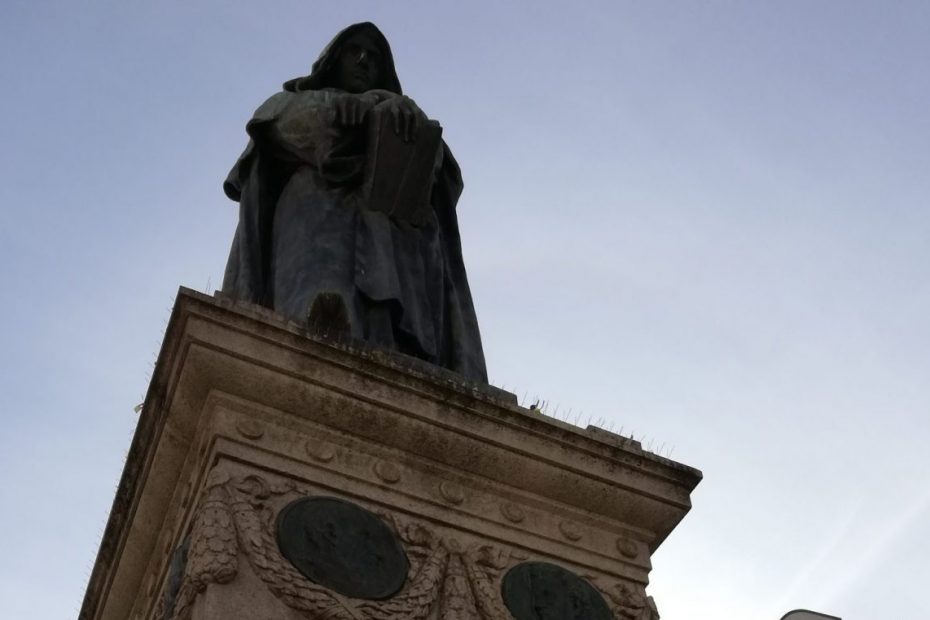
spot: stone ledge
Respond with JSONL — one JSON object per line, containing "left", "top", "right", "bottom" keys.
{"left": 80, "top": 287, "right": 701, "bottom": 620}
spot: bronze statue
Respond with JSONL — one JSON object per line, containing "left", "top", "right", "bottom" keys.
{"left": 222, "top": 22, "right": 487, "bottom": 382}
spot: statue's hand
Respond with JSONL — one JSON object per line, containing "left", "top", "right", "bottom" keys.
{"left": 376, "top": 96, "right": 426, "bottom": 143}
{"left": 334, "top": 93, "right": 379, "bottom": 126}
{"left": 365, "top": 89, "right": 398, "bottom": 103}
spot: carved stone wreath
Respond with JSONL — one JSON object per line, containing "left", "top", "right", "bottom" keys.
{"left": 158, "top": 467, "right": 658, "bottom": 620}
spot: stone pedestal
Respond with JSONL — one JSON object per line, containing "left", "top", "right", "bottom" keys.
{"left": 80, "top": 288, "right": 701, "bottom": 620}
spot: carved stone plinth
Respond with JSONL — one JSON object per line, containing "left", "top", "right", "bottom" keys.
{"left": 80, "top": 288, "right": 701, "bottom": 620}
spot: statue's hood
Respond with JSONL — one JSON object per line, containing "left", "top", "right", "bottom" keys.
{"left": 282, "top": 22, "right": 403, "bottom": 95}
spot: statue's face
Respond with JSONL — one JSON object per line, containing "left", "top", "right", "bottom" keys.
{"left": 335, "top": 31, "right": 383, "bottom": 93}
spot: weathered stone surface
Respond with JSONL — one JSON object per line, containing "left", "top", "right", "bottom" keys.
{"left": 80, "top": 288, "right": 701, "bottom": 620}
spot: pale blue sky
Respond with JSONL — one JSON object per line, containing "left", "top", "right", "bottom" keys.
{"left": 1, "top": 2, "right": 928, "bottom": 618}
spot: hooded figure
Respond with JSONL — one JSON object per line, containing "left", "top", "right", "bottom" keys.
{"left": 222, "top": 22, "right": 487, "bottom": 382}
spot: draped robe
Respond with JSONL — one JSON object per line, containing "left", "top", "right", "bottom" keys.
{"left": 221, "top": 23, "right": 487, "bottom": 382}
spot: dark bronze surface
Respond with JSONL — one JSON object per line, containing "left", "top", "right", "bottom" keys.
{"left": 502, "top": 561, "right": 612, "bottom": 620}
{"left": 162, "top": 536, "right": 189, "bottom": 618}
{"left": 222, "top": 22, "right": 487, "bottom": 382}
{"left": 276, "top": 497, "right": 408, "bottom": 599}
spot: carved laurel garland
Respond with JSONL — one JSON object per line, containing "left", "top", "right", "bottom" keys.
{"left": 601, "top": 581, "right": 662, "bottom": 620}
{"left": 163, "top": 470, "right": 520, "bottom": 619}
{"left": 162, "top": 468, "right": 657, "bottom": 620}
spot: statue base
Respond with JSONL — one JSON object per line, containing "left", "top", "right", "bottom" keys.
{"left": 80, "top": 288, "right": 701, "bottom": 620}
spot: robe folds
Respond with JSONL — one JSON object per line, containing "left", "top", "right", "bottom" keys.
{"left": 221, "top": 24, "right": 487, "bottom": 382}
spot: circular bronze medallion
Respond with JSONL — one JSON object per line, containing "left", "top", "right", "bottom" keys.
{"left": 501, "top": 561, "right": 612, "bottom": 620}
{"left": 276, "top": 497, "right": 407, "bottom": 599}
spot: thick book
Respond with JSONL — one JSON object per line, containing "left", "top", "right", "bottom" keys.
{"left": 362, "top": 108, "right": 442, "bottom": 227}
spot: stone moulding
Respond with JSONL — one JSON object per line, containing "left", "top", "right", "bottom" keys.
{"left": 79, "top": 288, "right": 701, "bottom": 620}
{"left": 162, "top": 465, "right": 660, "bottom": 620}
{"left": 163, "top": 469, "right": 516, "bottom": 620}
